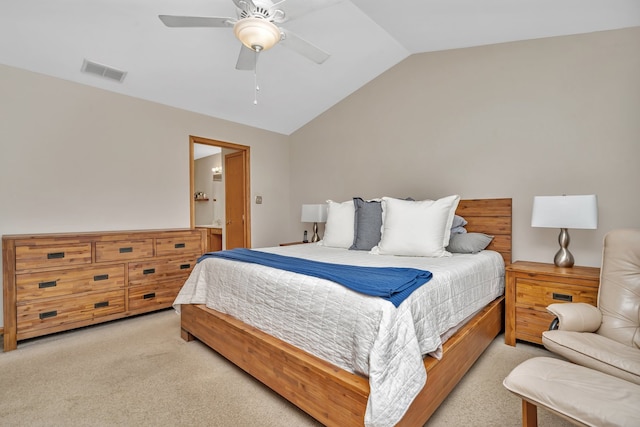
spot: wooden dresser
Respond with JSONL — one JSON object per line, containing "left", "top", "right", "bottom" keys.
{"left": 2, "top": 228, "right": 206, "bottom": 351}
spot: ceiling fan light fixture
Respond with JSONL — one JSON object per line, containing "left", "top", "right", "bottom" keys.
{"left": 233, "top": 17, "right": 281, "bottom": 52}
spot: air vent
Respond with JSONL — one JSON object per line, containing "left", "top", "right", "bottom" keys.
{"left": 81, "top": 59, "right": 127, "bottom": 83}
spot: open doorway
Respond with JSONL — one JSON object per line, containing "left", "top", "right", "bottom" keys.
{"left": 190, "top": 135, "right": 251, "bottom": 250}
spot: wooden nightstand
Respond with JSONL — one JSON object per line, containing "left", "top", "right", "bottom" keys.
{"left": 279, "top": 241, "right": 309, "bottom": 246}
{"left": 505, "top": 261, "right": 600, "bottom": 346}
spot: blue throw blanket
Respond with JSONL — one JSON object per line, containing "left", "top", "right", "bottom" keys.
{"left": 198, "top": 248, "right": 432, "bottom": 307}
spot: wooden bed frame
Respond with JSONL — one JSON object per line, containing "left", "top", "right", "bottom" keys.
{"left": 180, "top": 198, "right": 512, "bottom": 426}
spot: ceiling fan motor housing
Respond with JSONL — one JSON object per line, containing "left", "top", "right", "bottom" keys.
{"left": 240, "top": 5, "right": 268, "bottom": 19}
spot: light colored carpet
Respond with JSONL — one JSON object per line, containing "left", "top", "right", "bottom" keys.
{"left": 0, "top": 310, "right": 574, "bottom": 427}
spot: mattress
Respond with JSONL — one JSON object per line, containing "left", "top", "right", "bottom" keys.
{"left": 174, "top": 243, "right": 505, "bottom": 427}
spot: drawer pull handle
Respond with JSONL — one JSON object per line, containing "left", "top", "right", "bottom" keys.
{"left": 39, "top": 310, "right": 57, "bottom": 320}
{"left": 38, "top": 280, "right": 57, "bottom": 289}
{"left": 119, "top": 247, "right": 133, "bottom": 253}
{"left": 552, "top": 293, "right": 573, "bottom": 302}
{"left": 93, "top": 274, "right": 109, "bottom": 281}
{"left": 143, "top": 292, "right": 156, "bottom": 299}
{"left": 143, "top": 268, "right": 156, "bottom": 275}
{"left": 180, "top": 264, "right": 191, "bottom": 270}
{"left": 94, "top": 301, "right": 109, "bottom": 309}
{"left": 174, "top": 243, "right": 186, "bottom": 248}
{"left": 47, "top": 252, "right": 65, "bottom": 259}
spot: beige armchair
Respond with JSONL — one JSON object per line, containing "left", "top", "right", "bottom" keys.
{"left": 542, "top": 228, "right": 640, "bottom": 385}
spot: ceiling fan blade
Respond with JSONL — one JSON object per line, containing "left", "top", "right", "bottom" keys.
{"left": 272, "top": 0, "right": 343, "bottom": 23}
{"left": 236, "top": 45, "right": 257, "bottom": 71}
{"left": 158, "top": 15, "right": 234, "bottom": 28}
{"left": 279, "top": 29, "right": 330, "bottom": 64}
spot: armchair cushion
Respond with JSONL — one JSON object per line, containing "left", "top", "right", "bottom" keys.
{"left": 547, "top": 302, "right": 602, "bottom": 332}
{"left": 542, "top": 330, "right": 640, "bottom": 385}
{"left": 598, "top": 228, "right": 640, "bottom": 349}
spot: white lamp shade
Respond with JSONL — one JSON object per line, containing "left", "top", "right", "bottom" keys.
{"left": 301, "top": 204, "right": 328, "bottom": 223}
{"left": 531, "top": 195, "right": 598, "bottom": 229}
{"left": 233, "top": 17, "right": 281, "bottom": 51}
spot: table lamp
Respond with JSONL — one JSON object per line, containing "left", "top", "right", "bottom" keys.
{"left": 531, "top": 195, "right": 598, "bottom": 267}
{"left": 301, "top": 204, "right": 328, "bottom": 243}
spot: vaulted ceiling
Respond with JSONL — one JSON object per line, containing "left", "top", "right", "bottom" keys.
{"left": 1, "top": 1, "right": 639, "bottom": 135}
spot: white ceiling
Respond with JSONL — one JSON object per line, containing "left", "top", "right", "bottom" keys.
{"left": 1, "top": 1, "right": 639, "bottom": 135}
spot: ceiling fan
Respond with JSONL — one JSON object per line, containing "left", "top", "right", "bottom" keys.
{"left": 159, "top": 0, "right": 332, "bottom": 71}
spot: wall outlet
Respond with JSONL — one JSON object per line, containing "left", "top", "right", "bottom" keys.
{"left": 255, "top": 196, "right": 263, "bottom": 204}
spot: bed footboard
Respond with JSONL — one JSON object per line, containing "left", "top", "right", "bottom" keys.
{"left": 181, "top": 296, "right": 504, "bottom": 426}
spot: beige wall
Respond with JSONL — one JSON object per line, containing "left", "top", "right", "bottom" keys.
{"left": 2, "top": 27, "right": 639, "bottom": 328}
{"left": 0, "top": 64, "right": 291, "bottom": 326}
{"left": 289, "top": 27, "right": 640, "bottom": 266}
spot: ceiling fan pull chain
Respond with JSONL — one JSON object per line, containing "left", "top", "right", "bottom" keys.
{"left": 254, "top": 72, "right": 258, "bottom": 105}
{"left": 254, "top": 69, "right": 259, "bottom": 105}
{"left": 253, "top": 48, "right": 260, "bottom": 105}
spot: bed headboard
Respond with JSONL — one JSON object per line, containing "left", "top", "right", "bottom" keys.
{"left": 456, "top": 198, "right": 512, "bottom": 265}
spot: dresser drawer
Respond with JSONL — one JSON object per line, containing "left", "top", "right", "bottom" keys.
{"left": 128, "top": 280, "right": 183, "bottom": 312}
{"left": 515, "top": 279, "right": 598, "bottom": 309}
{"left": 15, "top": 243, "right": 92, "bottom": 271}
{"left": 16, "top": 290, "right": 125, "bottom": 334}
{"left": 156, "top": 235, "right": 202, "bottom": 257}
{"left": 16, "top": 265, "right": 125, "bottom": 302}
{"left": 95, "top": 239, "right": 154, "bottom": 262}
{"left": 128, "top": 257, "right": 195, "bottom": 286}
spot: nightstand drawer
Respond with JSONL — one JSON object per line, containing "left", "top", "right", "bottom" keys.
{"left": 95, "top": 239, "right": 154, "bottom": 262}
{"left": 16, "top": 265, "right": 125, "bottom": 301}
{"left": 15, "top": 243, "right": 92, "bottom": 271}
{"left": 515, "top": 279, "right": 598, "bottom": 309}
{"left": 17, "top": 290, "right": 125, "bottom": 334}
{"left": 515, "top": 307, "right": 555, "bottom": 344}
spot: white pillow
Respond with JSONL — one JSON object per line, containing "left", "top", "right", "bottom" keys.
{"left": 372, "top": 195, "right": 460, "bottom": 257}
{"left": 320, "top": 200, "right": 355, "bottom": 248}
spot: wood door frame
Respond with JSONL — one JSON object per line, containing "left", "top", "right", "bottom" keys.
{"left": 189, "top": 135, "right": 251, "bottom": 248}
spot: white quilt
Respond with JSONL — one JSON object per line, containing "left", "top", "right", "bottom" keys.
{"left": 174, "top": 244, "right": 504, "bottom": 427}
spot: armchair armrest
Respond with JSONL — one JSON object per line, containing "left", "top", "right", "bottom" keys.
{"left": 546, "top": 302, "right": 602, "bottom": 332}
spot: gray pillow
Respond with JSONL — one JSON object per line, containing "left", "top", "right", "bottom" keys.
{"left": 446, "top": 233, "right": 494, "bottom": 254}
{"left": 451, "top": 226, "right": 467, "bottom": 234}
{"left": 452, "top": 215, "right": 468, "bottom": 230}
{"left": 350, "top": 198, "right": 383, "bottom": 251}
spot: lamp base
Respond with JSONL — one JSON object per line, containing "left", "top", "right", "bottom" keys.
{"left": 554, "top": 228, "right": 575, "bottom": 268}
{"left": 311, "top": 222, "right": 320, "bottom": 243}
